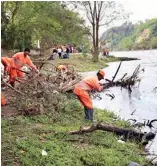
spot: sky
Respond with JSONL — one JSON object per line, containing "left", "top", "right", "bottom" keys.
{"left": 121, "top": 0, "right": 157, "bottom": 23}
{"left": 99, "top": 0, "right": 157, "bottom": 35}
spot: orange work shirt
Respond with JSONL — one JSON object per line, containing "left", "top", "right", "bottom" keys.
{"left": 12, "top": 52, "right": 37, "bottom": 71}
{"left": 1, "top": 57, "right": 12, "bottom": 73}
{"left": 75, "top": 76, "right": 103, "bottom": 92}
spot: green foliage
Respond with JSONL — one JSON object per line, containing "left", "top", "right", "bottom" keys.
{"left": 102, "top": 18, "right": 157, "bottom": 50}
{"left": 53, "top": 54, "right": 120, "bottom": 72}
{"left": 1, "top": 1, "right": 89, "bottom": 50}
{"left": 2, "top": 98, "right": 147, "bottom": 166}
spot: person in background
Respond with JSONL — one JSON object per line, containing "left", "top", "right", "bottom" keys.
{"left": 66, "top": 45, "right": 70, "bottom": 59}
{"left": 74, "top": 69, "right": 105, "bottom": 121}
{"left": 106, "top": 48, "right": 109, "bottom": 56}
{"left": 58, "top": 46, "right": 62, "bottom": 59}
{"left": 71, "top": 46, "right": 74, "bottom": 53}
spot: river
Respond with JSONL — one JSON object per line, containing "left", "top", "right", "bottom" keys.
{"left": 92, "top": 50, "right": 157, "bottom": 157}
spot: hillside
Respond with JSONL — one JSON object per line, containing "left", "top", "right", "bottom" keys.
{"left": 101, "top": 18, "right": 157, "bottom": 51}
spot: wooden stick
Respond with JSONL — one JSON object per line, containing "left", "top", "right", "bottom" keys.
{"left": 2, "top": 80, "right": 25, "bottom": 95}
{"left": 112, "top": 61, "right": 122, "bottom": 83}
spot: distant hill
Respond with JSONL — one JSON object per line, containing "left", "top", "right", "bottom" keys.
{"left": 101, "top": 18, "right": 157, "bottom": 51}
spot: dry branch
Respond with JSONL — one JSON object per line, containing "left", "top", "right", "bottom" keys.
{"left": 2, "top": 80, "right": 25, "bottom": 95}
{"left": 103, "top": 64, "right": 142, "bottom": 92}
{"left": 69, "top": 123, "right": 156, "bottom": 144}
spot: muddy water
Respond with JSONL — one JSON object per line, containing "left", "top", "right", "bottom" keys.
{"left": 92, "top": 50, "right": 157, "bottom": 155}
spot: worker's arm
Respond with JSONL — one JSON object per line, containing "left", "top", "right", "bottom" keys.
{"left": 26, "top": 57, "right": 39, "bottom": 73}
{"left": 92, "top": 77, "right": 104, "bottom": 92}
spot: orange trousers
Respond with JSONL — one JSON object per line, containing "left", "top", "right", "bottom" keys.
{"left": 1, "top": 94, "right": 6, "bottom": 106}
{"left": 74, "top": 87, "right": 93, "bottom": 109}
{"left": 9, "top": 68, "right": 24, "bottom": 84}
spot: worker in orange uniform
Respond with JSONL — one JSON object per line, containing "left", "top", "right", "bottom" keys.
{"left": 1, "top": 94, "right": 6, "bottom": 106}
{"left": 74, "top": 69, "right": 105, "bottom": 121}
{"left": 10, "top": 48, "right": 39, "bottom": 87}
{"left": 1, "top": 57, "right": 12, "bottom": 76}
{"left": 57, "top": 65, "right": 68, "bottom": 72}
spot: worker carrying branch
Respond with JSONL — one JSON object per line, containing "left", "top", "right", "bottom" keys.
{"left": 74, "top": 69, "right": 105, "bottom": 121}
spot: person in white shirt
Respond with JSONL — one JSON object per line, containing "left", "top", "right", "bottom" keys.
{"left": 58, "top": 47, "right": 62, "bottom": 59}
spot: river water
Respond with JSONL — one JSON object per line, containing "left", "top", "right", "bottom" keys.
{"left": 92, "top": 50, "right": 157, "bottom": 156}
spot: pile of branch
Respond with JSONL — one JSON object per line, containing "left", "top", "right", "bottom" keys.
{"left": 4, "top": 64, "right": 81, "bottom": 115}
{"left": 3, "top": 61, "right": 142, "bottom": 115}
{"left": 103, "top": 63, "right": 142, "bottom": 92}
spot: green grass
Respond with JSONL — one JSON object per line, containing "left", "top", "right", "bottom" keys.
{"left": 53, "top": 54, "right": 120, "bottom": 72}
{"left": 2, "top": 99, "right": 147, "bottom": 166}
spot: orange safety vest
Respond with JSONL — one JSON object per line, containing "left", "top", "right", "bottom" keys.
{"left": 1, "top": 94, "right": 6, "bottom": 106}
{"left": 75, "top": 76, "right": 103, "bottom": 92}
{"left": 12, "top": 52, "right": 37, "bottom": 71}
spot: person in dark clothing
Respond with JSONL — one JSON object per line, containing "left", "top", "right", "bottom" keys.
{"left": 66, "top": 46, "right": 70, "bottom": 59}
{"left": 58, "top": 47, "right": 62, "bottom": 59}
{"left": 53, "top": 48, "right": 58, "bottom": 54}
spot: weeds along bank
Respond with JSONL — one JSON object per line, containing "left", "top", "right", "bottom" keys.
{"left": 2, "top": 97, "right": 148, "bottom": 166}
{"left": 1, "top": 54, "right": 150, "bottom": 166}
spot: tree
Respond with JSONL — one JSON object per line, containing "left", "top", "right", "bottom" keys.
{"left": 75, "top": 1, "right": 127, "bottom": 62}
{"left": 1, "top": 1, "right": 89, "bottom": 51}
{"left": 1, "top": 1, "right": 22, "bottom": 49}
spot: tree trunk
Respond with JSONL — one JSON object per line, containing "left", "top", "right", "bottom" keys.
{"left": 92, "top": 46, "right": 99, "bottom": 62}
{"left": 69, "top": 123, "right": 156, "bottom": 144}
{"left": 92, "top": 20, "right": 99, "bottom": 62}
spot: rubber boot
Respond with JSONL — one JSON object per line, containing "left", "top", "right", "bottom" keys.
{"left": 84, "top": 108, "right": 89, "bottom": 120}
{"left": 88, "top": 109, "right": 93, "bottom": 121}
{"left": 84, "top": 108, "right": 93, "bottom": 121}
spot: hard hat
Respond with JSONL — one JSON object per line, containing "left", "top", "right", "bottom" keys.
{"left": 98, "top": 69, "right": 105, "bottom": 77}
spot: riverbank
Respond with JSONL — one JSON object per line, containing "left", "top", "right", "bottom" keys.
{"left": 2, "top": 98, "right": 148, "bottom": 166}
{"left": 53, "top": 54, "right": 120, "bottom": 72}
{"left": 2, "top": 53, "right": 151, "bottom": 166}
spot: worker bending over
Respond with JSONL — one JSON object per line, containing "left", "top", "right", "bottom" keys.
{"left": 57, "top": 65, "right": 67, "bottom": 72}
{"left": 74, "top": 69, "right": 105, "bottom": 121}
{"left": 1, "top": 57, "right": 12, "bottom": 76}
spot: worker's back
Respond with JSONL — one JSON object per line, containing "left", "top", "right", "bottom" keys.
{"left": 75, "top": 76, "right": 103, "bottom": 92}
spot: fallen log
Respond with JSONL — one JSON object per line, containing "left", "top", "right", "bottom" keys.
{"left": 118, "top": 57, "right": 140, "bottom": 61}
{"left": 69, "top": 123, "right": 156, "bottom": 144}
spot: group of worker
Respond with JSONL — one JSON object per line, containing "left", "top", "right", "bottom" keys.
{"left": 1, "top": 48, "right": 105, "bottom": 122}
{"left": 1, "top": 48, "right": 39, "bottom": 106}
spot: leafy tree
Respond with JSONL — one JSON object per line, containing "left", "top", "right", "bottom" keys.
{"left": 71, "top": 1, "right": 127, "bottom": 62}
{"left": 1, "top": 1, "right": 89, "bottom": 51}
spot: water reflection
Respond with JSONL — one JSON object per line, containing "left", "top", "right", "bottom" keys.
{"left": 93, "top": 50, "right": 157, "bottom": 154}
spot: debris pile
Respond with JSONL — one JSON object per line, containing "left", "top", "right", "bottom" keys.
{"left": 103, "top": 63, "right": 142, "bottom": 92}
{"left": 4, "top": 64, "right": 81, "bottom": 116}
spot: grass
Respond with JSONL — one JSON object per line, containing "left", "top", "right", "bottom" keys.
{"left": 52, "top": 53, "right": 120, "bottom": 72}
{"left": 2, "top": 53, "right": 148, "bottom": 166}
{"left": 2, "top": 98, "right": 148, "bottom": 166}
